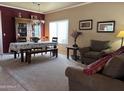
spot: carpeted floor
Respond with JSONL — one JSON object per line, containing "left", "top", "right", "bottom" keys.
{"left": 0, "top": 53, "right": 84, "bottom": 91}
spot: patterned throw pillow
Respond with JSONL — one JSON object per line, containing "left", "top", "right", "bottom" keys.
{"left": 83, "top": 55, "right": 112, "bottom": 75}
{"left": 83, "top": 46, "right": 124, "bottom": 75}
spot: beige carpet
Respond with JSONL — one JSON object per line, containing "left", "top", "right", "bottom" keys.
{"left": 0, "top": 53, "right": 83, "bottom": 91}
{"left": 0, "top": 66, "right": 25, "bottom": 91}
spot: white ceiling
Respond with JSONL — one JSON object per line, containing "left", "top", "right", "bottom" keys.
{"left": 0, "top": 2, "right": 87, "bottom": 14}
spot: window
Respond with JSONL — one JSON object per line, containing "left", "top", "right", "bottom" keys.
{"left": 32, "top": 20, "right": 42, "bottom": 39}
{"left": 49, "top": 20, "right": 68, "bottom": 44}
{"left": 34, "top": 24, "right": 41, "bottom": 38}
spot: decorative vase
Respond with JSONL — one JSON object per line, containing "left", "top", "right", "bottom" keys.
{"left": 72, "top": 38, "right": 78, "bottom": 47}
{"left": 18, "top": 12, "right": 22, "bottom": 18}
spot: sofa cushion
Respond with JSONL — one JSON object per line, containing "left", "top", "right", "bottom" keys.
{"left": 84, "top": 51, "right": 103, "bottom": 59}
{"left": 90, "top": 40, "right": 110, "bottom": 52}
{"left": 102, "top": 54, "right": 124, "bottom": 79}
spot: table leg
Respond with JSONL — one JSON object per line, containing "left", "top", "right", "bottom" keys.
{"left": 56, "top": 49, "right": 58, "bottom": 57}
{"left": 14, "top": 51, "right": 17, "bottom": 59}
{"left": 20, "top": 50, "right": 24, "bottom": 62}
{"left": 73, "top": 49, "right": 77, "bottom": 61}
{"left": 25, "top": 49, "right": 31, "bottom": 62}
{"left": 67, "top": 48, "right": 69, "bottom": 59}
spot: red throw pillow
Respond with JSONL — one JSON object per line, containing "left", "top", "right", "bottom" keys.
{"left": 83, "top": 46, "right": 124, "bottom": 75}
{"left": 83, "top": 55, "right": 112, "bottom": 75}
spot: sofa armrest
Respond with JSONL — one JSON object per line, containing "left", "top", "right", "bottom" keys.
{"left": 65, "top": 66, "right": 124, "bottom": 91}
{"left": 79, "top": 47, "right": 90, "bottom": 55}
{"left": 101, "top": 48, "right": 113, "bottom": 54}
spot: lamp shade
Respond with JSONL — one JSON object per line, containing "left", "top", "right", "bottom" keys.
{"left": 117, "top": 31, "right": 124, "bottom": 37}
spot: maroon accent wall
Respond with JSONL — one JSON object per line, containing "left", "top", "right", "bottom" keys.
{"left": 0, "top": 6, "right": 45, "bottom": 53}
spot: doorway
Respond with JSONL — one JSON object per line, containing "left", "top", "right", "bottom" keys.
{"left": 0, "top": 11, "right": 3, "bottom": 54}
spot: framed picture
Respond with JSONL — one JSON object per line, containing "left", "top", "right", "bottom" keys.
{"left": 97, "top": 21, "right": 115, "bottom": 33}
{"left": 79, "top": 19, "right": 93, "bottom": 30}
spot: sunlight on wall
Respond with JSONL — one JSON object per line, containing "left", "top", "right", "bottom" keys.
{"left": 111, "top": 39, "right": 122, "bottom": 50}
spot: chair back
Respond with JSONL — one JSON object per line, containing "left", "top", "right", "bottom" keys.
{"left": 52, "top": 37, "right": 58, "bottom": 43}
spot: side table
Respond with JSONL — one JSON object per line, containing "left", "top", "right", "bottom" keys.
{"left": 66, "top": 46, "right": 79, "bottom": 61}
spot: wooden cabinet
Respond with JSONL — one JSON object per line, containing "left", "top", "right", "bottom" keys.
{"left": 15, "top": 17, "right": 32, "bottom": 42}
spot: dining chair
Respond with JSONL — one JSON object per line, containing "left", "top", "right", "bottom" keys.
{"left": 47, "top": 37, "right": 58, "bottom": 56}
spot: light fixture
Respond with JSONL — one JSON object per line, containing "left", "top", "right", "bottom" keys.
{"left": 116, "top": 31, "right": 124, "bottom": 47}
{"left": 32, "top": 2, "right": 45, "bottom": 24}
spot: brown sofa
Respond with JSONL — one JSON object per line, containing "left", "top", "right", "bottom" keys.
{"left": 65, "top": 54, "right": 124, "bottom": 91}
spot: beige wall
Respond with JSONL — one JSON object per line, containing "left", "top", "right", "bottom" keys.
{"left": 45, "top": 2, "right": 124, "bottom": 55}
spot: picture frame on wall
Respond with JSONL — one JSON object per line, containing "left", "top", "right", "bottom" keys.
{"left": 79, "top": 19, "right": 93, "bottom": 30}
{"left": 97, "top": 21, "right": 115, "bottom": 33}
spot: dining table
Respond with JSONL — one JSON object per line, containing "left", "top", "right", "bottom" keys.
{"left": 9, "top": 41, "right": 57, "bottom": 62}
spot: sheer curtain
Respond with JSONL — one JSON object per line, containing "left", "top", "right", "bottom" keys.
{"left": 49, "top": 20, "right": 68, "bottom": 44}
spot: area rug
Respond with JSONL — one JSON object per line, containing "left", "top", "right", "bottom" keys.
{"left": 0, "top": 53, "right": 83, "bottom": 91}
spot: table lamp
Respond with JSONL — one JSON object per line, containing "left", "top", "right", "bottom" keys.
{"left": 116, "top": 31, "right": 124, "bottom": 47}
